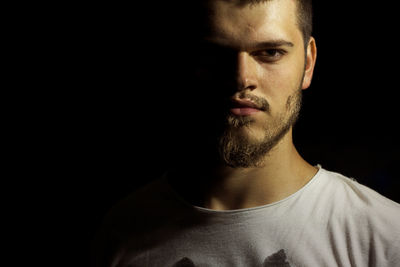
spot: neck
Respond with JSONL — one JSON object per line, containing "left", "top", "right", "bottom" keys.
{"left": 169, "top": 129, "right": 318, "bottom": 211}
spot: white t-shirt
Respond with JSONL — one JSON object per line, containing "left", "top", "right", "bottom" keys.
{"left": 93, "top": 167, "right": 400, "bottom": 267}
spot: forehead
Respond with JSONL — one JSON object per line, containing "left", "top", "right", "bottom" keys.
{"left": 205, "top": 0, "right": 300, "bottom": 48}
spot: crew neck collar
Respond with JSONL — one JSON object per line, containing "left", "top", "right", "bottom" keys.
{"left": 161, "top": 165, "right": 323, "bottom": 216}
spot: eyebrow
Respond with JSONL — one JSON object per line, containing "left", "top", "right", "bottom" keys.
{"left": 252, "top": 40, "right": 294, "bottom": 49}
{"left": 201, "top": 38, "right": 295, "bottom": 51}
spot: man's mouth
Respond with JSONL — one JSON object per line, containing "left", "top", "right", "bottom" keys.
{"left": 230, "top": 98, "right": 264, "bottom": 116}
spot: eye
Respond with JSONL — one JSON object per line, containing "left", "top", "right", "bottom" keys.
{"left": 253, "top": 49, "right": 286, "bottom": 62}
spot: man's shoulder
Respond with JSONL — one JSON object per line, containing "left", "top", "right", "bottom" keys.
{"left": 94, "top": 174, "right": 189, "bottom": 248}
{"left": 319, "top": 168, "right": 400, "bottom": 211}
{"left": 317, "top": 168, "right": 400, "bottom": 235}
{"left": 317, "top": 168, "right": 400, "bottom": 263}
{"left": 104, "top": 175, "right": 178, "bottom": 224}
{"left": 92, "top": 175, "right": 185, "bottom": 266}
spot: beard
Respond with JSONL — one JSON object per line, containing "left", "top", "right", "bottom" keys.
{"left": 217, "top": 88, "right": 303, "bottom": 168}
{"left": 169, "top": 67, "right": 305, "bottom": 171}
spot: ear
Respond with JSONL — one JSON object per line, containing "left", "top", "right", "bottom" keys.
{"left": 301, "top": 37, "right": 317, "bottom": 90}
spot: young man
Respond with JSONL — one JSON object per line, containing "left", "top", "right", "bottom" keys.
{"left": 93, "top": 0, "right": 400, "bottom": 266}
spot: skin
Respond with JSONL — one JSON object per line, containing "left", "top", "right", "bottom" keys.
{"left": 170, "top": 0, "right": 318, "bottom": 210}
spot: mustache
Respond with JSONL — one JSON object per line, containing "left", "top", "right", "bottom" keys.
{"left": 235, "top": 92, "right": 270, "bottom": 112}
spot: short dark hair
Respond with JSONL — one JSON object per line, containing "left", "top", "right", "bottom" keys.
{"left": 192, "top": 0, "right": 313, "bottom": 47}
{"left": 294, "top": 0, "right": 313, "bottom": 46}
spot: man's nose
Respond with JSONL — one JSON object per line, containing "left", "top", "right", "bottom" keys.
{"left": 236, "top": 52, "right": 258, "bottom": 92}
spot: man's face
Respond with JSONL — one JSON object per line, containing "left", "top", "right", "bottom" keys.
{"left": 187, "top": 0, "right": 314, "bottom": 168}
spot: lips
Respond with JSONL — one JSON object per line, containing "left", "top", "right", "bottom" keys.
{"left": 231, "top": 99, "right": 262, "bottom": 109}
{"left": 230, "top": 99, "right": 264, "bottom": 116}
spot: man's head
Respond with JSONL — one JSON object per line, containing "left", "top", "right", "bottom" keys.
{"left": 173, "top": 0, "right": 317, "bottom": 168}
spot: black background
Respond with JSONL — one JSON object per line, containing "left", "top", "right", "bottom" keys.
{"left": 25, "top": 2, "right": 399, "bottom": 266}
